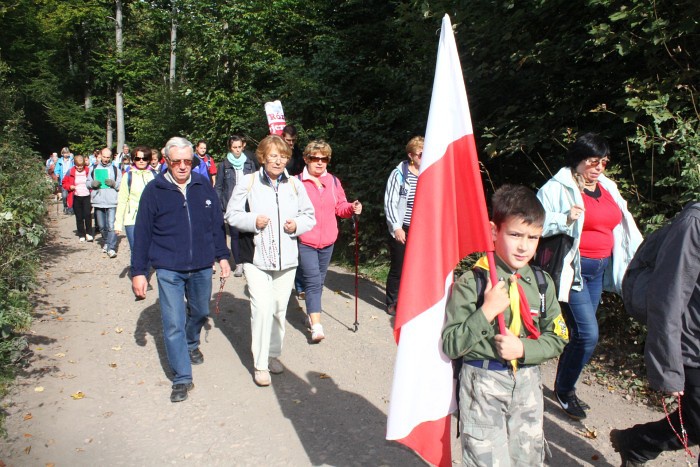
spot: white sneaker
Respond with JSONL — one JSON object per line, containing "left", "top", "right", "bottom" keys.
{"left": 85, "top": 234, "right": 94, "bottom": 242}
{"left": 79, "top": 237, "right": 86, "bottom": 243}
{"left": 234, "top": 264, "right": 244, "bottom": 277}
{"left": 102, "top": 245, "right": 108, "bottom": 253}
{"left": 311, "top": 323, "right": 325, "bottom": 343}
{"left": 268, "top": 358, "right": 284, "bottom": 375}
{"left": 107, "top": 249, "right": 117, "bottom": 258}
{"left": 254, "top": 370, "right": 271, "bottom": 386}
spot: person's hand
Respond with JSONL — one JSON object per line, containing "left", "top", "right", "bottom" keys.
{"left": 132, "top": 275, "right": 148, "bottom": 299}
{"left": 494, "top": 328, "right": 524, "bottom": 361}
{"left": 105, "top": 178, "right": 115, "bottom": 188}
{"left": 219, "top": 259, "right": 231, "bottom": 278}
{"left": 480, "top": 277, "right": 510, "bottom": 322}
{"left": 115, "top": 229, "right": 122, "bottom": 235}
{"left": 284, "top": 219, "right": 296, "bottom": 234}
{"left": 91, "top": 180, "right": 101, "bottom": 189}
{"left": 667, "top": 391, "right": 684, "bottom": 397}
{"left": 567, "top": 204, "right": 585, "bottom": 225}
{"left": 394, "top": 228, "right": 406, "bottom": 244}
{"left": 70, "top": 185, "right": 76, "bottom": 191}
{"left": 352, "top": 200, "right": 362, "bottom": 215}
{"left": 256, "top": 215, "right": 270, "bottom": 230}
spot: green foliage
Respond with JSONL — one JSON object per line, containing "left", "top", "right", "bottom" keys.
{"left": 0, "top": 60, "right": 51, "bottom": 386}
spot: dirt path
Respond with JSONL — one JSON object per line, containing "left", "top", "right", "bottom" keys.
{"left": 0, "top": 208, "right": 690, "bottom": 466}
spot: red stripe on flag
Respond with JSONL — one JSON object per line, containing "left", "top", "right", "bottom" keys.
{"left": 395, "top": 416, "right": 452, "bottom": 467}
{"left": 394, "top": 134, "right": 492, "bottom": 337}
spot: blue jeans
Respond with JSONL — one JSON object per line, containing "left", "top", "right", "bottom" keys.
{"left": 156, "top": 267, "right": 212, "bottom": 385}
{"left": 298, "top": 243, "right": 334, "bottom": 314}
{"left": 555, "top": 256, "right": 609, "bottom": 394}
{"left": 95, "top": 207, "right": 117, "bottom": 251}
{"left": 125, "top": 224, "right": 135, "bottom": 250}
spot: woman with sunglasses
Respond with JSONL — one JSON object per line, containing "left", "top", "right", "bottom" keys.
{"left": 62, "top": 154, "right": 93, "bottom": 242}
{"left": 383, "top": 136, "right": 423, "bottom": 317}
{"left": 115, "top": 146, "right": 156, "bottom": 250}
{"left": 225, "top": 134, "right": 315, "bottom": 387}
{"left": 296, "top": 140, "right": 362, "bottom": 342}
{"left": 537, "top": 132, "right": 642, "bottom": 421}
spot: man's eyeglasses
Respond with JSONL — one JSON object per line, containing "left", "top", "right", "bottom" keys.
{"left": 168, "top": 158, "right": 193, "bottom": 167}
{"left": 585, "top": 157, "right": 610, "bottom": 168}
{"left": 267, "top": 154, "right": 290, "bottom": 163}
{"left": 308, "top": 156, "right": 330, "bottom": 163}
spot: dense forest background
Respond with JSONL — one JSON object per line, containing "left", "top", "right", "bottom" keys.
{"left": 0, "top": 0, "right": 698, "bottom": 263}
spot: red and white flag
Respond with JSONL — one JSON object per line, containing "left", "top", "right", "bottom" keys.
{"left": 386, "top": 14, "right": 494, "bottom": 467}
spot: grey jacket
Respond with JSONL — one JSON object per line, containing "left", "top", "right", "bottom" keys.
{"left": 87, "top": 163, "right": 122, "bottom": 208}
{"left": 224, "top": 168, "right": 315, "bottom": 271}
{"left": 644, "top": 202, "right": 700, "bottom": 392}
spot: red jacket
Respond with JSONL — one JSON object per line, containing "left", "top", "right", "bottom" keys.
{"left": 298, "top": 170, "right": 354, "bottom": 249}
{"left": 61, "top": 166, "right": 91, "bottom": 208}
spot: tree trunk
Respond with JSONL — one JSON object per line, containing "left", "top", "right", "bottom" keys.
{"left": 169, "top": 2, "right": 177, "bottom": 89}
{"left": 84, "top": 87, "right": 92, "bottom": 111}
{"left": 115, "top": 0, "right": 125, "bottom": 150}
{"left": 106, "top": 112, "right": 113, "bottom": 149}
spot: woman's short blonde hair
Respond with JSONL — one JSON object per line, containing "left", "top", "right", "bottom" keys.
{"left": 405, "top": 136, "right": 424, "bottom": 155}
{"left": 303, "top": 140, "right": 332, "bottom": 159}
{"left": 256, "top": 135, "right": 292, "bottom": 164}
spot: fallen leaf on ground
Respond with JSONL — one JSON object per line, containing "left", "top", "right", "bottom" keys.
{"left": 54, "top": 353, "right": 65, "bottom": 358}
{"left": 100, "top": 331, "right": 107, "bottom": 335}
{"left": 292, "top": 399, "right": 301, "bottom": 404}
{"left": 111, "top": 346, "right": 121, "bottom": 351}
{"left": 68, "top": 360, "right": 76, "bottom": 364}
{"left": 36, "top": 347, "right": 43, "bottom": 351}
{"left": 114, "top": 327, "right": 123, "bottom": 334}
{"left": 370, "top": 315, "right": 378, "bottom": 320}
{"left": 108, "top": 363, "right": 117, "bottom": 368}
{"left": 71, "top": 391, "right": 85, "bottom": 400}
{"left": 24, "top": 433, "right": 32, "bottom": 438}
{"left": 34, "top": 387, "right": 44, "bottom": 392}
{"left": 46, "top": 463, "right": 55, "bottom": 467}
{"left": 319, "top": 373, "right": 331, "bottom": 379}
{"left": 579, "top": 425, "right": 598, "bottom": 439}
{"left": 56, "top": 317, "right": 63, "bottom": 321}
{"left": 23, "top": 413, "right": 32, "bottom": 421}
{"left": 24, "top": 446, "right": 31, "bottom": 454}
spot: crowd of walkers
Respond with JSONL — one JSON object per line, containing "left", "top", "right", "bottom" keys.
{"left": 44, "top": 130, "right": 699, "bottom": 466}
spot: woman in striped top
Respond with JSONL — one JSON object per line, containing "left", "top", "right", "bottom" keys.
{"left": 383, "top": 136, "right": 423, "bottom": 316}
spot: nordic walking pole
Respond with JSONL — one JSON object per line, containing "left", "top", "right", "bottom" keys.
{"left": 353, "top": 213, "right": 359, "bottom": 332}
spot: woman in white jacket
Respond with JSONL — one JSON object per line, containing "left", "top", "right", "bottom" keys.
{"left": 537, "top": 133, "right": 642, "bottom": 421}
{"left": 225, "top": 135, "right": 315, "bottom": 387}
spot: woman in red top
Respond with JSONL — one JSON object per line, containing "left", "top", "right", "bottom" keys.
{"left": 297, "top": 141, "right": 362, "bottom": 342}
{"left": 62, "top": 155, "right": 93, "bottom": 242}
{"left": 537, "top": 133, "right": 642, "bottom": 421}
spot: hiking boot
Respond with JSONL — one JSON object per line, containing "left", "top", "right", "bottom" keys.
{"left": 387, "top": 304, "right": 397, "bottom": 316}
{"left": 254, "top": 370, "right": 271, "bottom": 386}
{"left": 107, "top": 249, "right": 117, "bottom": 258}
{"left": 268, "top": 357, "right": 284, "bottom": 375}
{"left": 610, "top": 429, "right": 646, "bottom": 466}
{"left": 556, "top": 391, "right": 587, "bottom": 420}
{"left": 234, "top": 264, "right": 244, "bottom": 277}
{"left": 189, "top": 348, "right": 204, "bottom": 365}
{"left": 170, "top": 382, "right": 194, "bottom": 403}
{"left": 311, "top": 323, "right": 325, "bottom": 343}
{"left": 86, "top": 234, "right": 94, "bottom": 242}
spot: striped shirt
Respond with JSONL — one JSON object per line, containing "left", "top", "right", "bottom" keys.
{"left": 402, "top": 171, "right": 418, "bottom": 227}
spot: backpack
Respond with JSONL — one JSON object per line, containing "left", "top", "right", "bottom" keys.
{"left": 622, "top": 204, "right": 700, "bottom": 323}
{"left": 451, "top": 265, "right": 548, "bottom": 436}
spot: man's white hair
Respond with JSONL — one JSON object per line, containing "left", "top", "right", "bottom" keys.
{"left": 164, "top": 137, "right": 193, "bottom": 158}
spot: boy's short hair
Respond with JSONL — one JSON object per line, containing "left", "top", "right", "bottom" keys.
{"left": 492, "top": 185, "right": 545, "bottom": 228}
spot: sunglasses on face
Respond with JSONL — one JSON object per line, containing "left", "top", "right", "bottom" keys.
{"left": 585, "top": 157, "right": 610, "bottom": 168}
{"left": 168, "top": 158, "right": 193, "bottom": 167}
{"left": 132, "top": 156, "right": 147, "bottom": 161}
{"left": 308, "top": 156, "right": 329, "bottom": 163}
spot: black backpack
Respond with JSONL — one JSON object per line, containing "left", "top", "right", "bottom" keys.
{"left": 622, "top": 203, "right": 700, "bottom": 323}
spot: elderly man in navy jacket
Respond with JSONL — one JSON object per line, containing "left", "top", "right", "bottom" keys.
{"left": 131, "top": 136, "right": 231, "bottom": 403}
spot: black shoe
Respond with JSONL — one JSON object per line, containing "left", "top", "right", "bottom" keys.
{"left": 386, "top": 304, "right": 396, "bottom": 316}
{"left": 189, "top": 348, "right": 204, "bottom": 365}
{"left": 170, "top": 382, "right": 194, "bottom": 403}
{"left": 556, "top": 391, "right": 587, "bottom": 420}
{"left": 574, "top": 392, "right": 590, "bottom": 411}
{"left": 610, "top": 429, "right": 646, "bottom": 466}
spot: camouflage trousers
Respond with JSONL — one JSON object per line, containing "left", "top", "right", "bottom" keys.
{"left": 459, "top": 363, "right": 545, "bottom": 466}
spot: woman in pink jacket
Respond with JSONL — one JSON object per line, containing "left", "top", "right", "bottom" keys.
{"left": 297, "top": 141, "right": 362, "bottom": 342}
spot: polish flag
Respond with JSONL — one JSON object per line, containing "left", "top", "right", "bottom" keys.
{"left": 386, "top": 14, "right": 494, "bottom": 467}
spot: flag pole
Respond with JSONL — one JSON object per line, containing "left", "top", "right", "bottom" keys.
{"left": 486, "top": 251, "right": 507, "bottom": 334}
